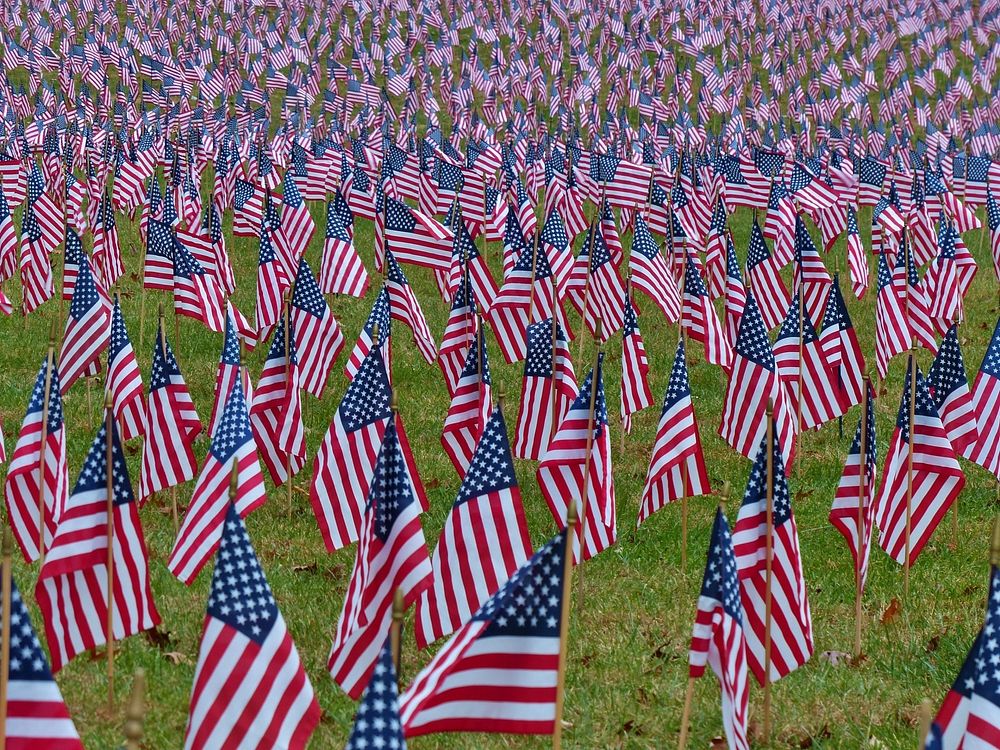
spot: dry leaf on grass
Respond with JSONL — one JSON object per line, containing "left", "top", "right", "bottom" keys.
{"left": 164, "top": 651, "right": 189, "bottom": 665}
{"left": 880, "top": 597, "right": 902, "bottom": 624}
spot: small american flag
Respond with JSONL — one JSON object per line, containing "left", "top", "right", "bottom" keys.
{"left": 628, "top": 214, "right": 679, "bottom": 323}
{"left": 184, "top": 503, "right": 320, "bottom": 749}
{"left": 345, "top": 289, "right": 392, "bottom": 383}
{"left": 59, "top": 253, "right": 110, "bottom": 394}
{"left": 106, "top": 296, "right": 147, "bottom": 441}
{"left": 513, "top": 318, "right": 577, "bottom": 460}
{"left": 745, "top": 219, "right": 790, "bottom": 331}
{"left": 845, "top": 206, "right": 870, "bottom": 299}
{"left": 36, "top": 419, "right": 160, "bottom": 672}
{"left": 4, "top": 354, "right": 68, "bottom": 563}
{"left": 385, "top": 250, "right": 437, "bottom": 364}
{"left": 620, "top": 293, "right": 653, "bottom": 433}
{"left": 441, "top": 332, "right": 492, "bottom": 477}
{"left": 168, "top": 378, "right": 267, "bottom": 585}
{"left": 724, "top": 236, "right": 748, "bottom": 347}
{"left": 987, "top": 190, "right": 1000, "bottom": 282}
{"left": 233, "top": 179, "right": 265, "bottom": 238}
{"left": 963, "top": 316, "right": 1000, "bottom": 477}
{"left": 689, "top": 507, "right": 749, "bottom": 750}
{"left": 874, "top": 359, "right": 965, "bottom": 566}
{"left": 345, "top": 640, "right": 405, "bottom": 749}
{"left": 61, "top": 224, "right": 84, "bottom": 301}
{"left": 143, "top": 218, "right": 176, "bottom": 292}
{"left": 875, "top": 251, "right": 911, "bottom": 379}
{"left": 173, "top": 237, "right": 225, "bottom": 334}
{"left": 328, "top": 417, "right": 432, "bottom": 699}
{"left": 0, "top": 184, "right": 16, "bottom": 283}
{"left": 208, "top": 312, "right": 245, "bottom": 440}
{"left": 819, "top": 279, "right": 866, "bottom": 411}
{"left": 274, "top": 171, "right": 315, "bottom": 269}
{"left": 0, "top": 576, "right": 83, "bottom": 747}
{"left": 682, "top": 251, "right": 730, "bottom": 368}
{"left": 290, "top": 258, "right": 345, "bottom": 399}
{"left": 733, "top": 430, "right": 813, "bottom": 684}
{"left": 928, "top": 325, "right": 978, "bottom": 457}
{"left": 401, "top": 526, "right": 569, "bottom": 736}
{"left": 382, "top": 196, "right": 453, "bottom": 272}
{"left": 639, "top": 337, "right": 711, "bottom": 525}
{"left": 417, "top": 407, "right": 532, "bottom": 648}
{"left": 320, "top": 196, "right": 369, "bottom": 297}
{"left": 255, "top": 227, "right": 292, "bottom": 336}
{"left": 792, "top": 216, "right": 832, "bottom": 330}
{"left": 438, "top": 281, "right": 476, "bottom": 398}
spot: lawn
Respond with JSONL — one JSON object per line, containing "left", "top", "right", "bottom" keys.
{"left": 1, "top": 193, "right": 997, "bottom": 749}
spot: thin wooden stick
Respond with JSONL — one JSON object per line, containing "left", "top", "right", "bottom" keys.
{"left": 283, "top": 293, "right": 293, "bottom": 519}
{"left": 525, "top": 231, "right": 541, "bottom": 325}
{"left": 551, "top": 499, "right": 578, "bottom": 750}
{"left": 917, "top": 698, "right": 932, "bottom": 750}
{"left": 677, "top": 677, "right": 695, "bottom": 750}
{"left": 854, "top": 376, "right": 871, "bottom": 659}
{"left": 576, "top": 216, "right": 600, "bottom": 366}
{"left": 122, "top": 669, "right": 147, "bottom": 750}
{"left": 104, "top": 390, "right": 116, "bottom": 711}
{"left": 795, "top": 272, "right": 805, "bottom": 479}
{"left": 37, "top": 323, "right": 56, "bottom": 565}
{"left": 0, "top": 528, "right": 13, "bottom": 750}
{"left": 763, "top": 405, "right": 775, "bottom": 746}
{"left": 159, "top": 304, "right": 179, "bottom": 533}
{"left": 575, "top": 319, "right": 603, "bottom": 609}
{"left": 904, "top": 347, "right": 917, "bottom": 601}
{"left": 389, "top": 588, "right": 405, "bottom": 688}
{"left": 619, "top": 273, "right": 632, "bottom": 457}
{"left": 548, "top": 276, "right": 561, "bottom": 441}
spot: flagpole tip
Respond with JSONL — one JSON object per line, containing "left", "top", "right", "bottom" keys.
{"left": 392, "top": 588, "right": 405, "bottom": 619}
{"left": 104, "top": 388, "right": 113, "bottom": 410}
{"left": 123, "top": 669, "right": 146, "bottom": 746}
{"left": 719, "top": 481, "right": 731, "bottom": 509}
{"left": 228, "top": 461, "right": 239, "bottom": 502}
{"left": 496, "top": 383, "right": 506, "bottom": 412}
{"left": 1, "top": 525, "right": 12, "bottom": 559}
{"left": 390, "top": 388, "right": 399, "bottom": 413}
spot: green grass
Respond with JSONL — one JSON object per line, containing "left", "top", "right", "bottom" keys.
{"left": 3, "top": 195, "right": 998, "bottom": 749}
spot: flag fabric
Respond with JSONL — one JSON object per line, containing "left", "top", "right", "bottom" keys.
{"left": 35, "top": 419, "right": 160, "bottom": 672}
{"left": 346, "top": 289, "right": 393, "bottom": 382}
{"left": 819, "top": 278, "right": 866, "bottom": 412}
{"left": 4, "top": 355, "right": 68, "bottom": 563}
{"left": 320, "top": 196, "right": 369, "bottom": 297}
{"left": 290, "top": 258, "right": 345, "bottom": 399}
{"left": 438, "top": 280, "right": 476, "bottom": 398}
{"left": 184, "top": 503, "right": 320, "bottom": 750}
{"left": 441, "top": 333, "right": 493, "bottom": 478}
{"left": 106, "top": 297, "right": 146, "bottom": 442}
{"left": 328, "top": 417, "right": 433, "bottom": 699}
{"left": 988, "top": 189, "right": 1000, "bottom": 282}
{"left": 720, "top": 290, "right": 796, "bottom": 471}
{"left": 513, "top": 318, "right": 578, "bottom": 460}
{"left": 688, "top": 507, "right": 749, "bottom": 750}
{"left": 828, "top": 382, "right": 878, "bottom": 594}
{"left": 144, "top": 218, "right": 176, "bottom": 291}
{"left": 345, "top": 640, "right": 406, "bottom": 750}
{"left": 733, "top": 430, "right": 813, "bottom": 684}
{"left": 61, "top": 224, "right": 84, "bottom": 301}
{"left": 274, "top": 173, "right": 316, "bottom": 270}
{"left": 845, "top": 206, "right": 870, "bottom": 299}
{"left": 792, "top": 216, "right": 832, "bottom": 331}
{"left": 745, "top": 219, "right": 790, "bottom": 331}
{"left": 724, "top": 236, "right": 748, "bottom": 348}
{"left": 927, "top": 326, "right": 978, "bottom": 458}
{"left": 173, "top": 237, "right": 226, "bottom": 334}
{"left": 0, "top": 576, "right": 83, "bottom": 749}
{"left": 927, "top": 567, "right": 1000, "bottom": 748}
{"left": 255, "top": 228, "right": 292, "bottom": 336}
{"left": 208, "top": 312, "right": 244, "bottom": 440}
{"left": 682, "top": 251, "right": 731, "bottom": 368}
{"left": 875, "top": 252, "right": 911, "bottom": 380}
{"left": 383, "top": 196, "right": 453, "bottom": 272}
{"left": 639, "top": 337, "right": 711, "bottom": 526}
{"left": 400, "top": 527, "right": 568, "bottom": 737}
{"left": 140, "top": 324, "right": 200, "bottom": 501}
{"left": 963, "top": 316, "right": 1000, "bottom": 478}
{"left": 874, "top": 359, "right": 965, "bottom": 566}
{"left": 620, "top": 294, "right": 654, "bottom": 433}
{"left": 168, "top": 379, "right": 267, "bottom": 585}
{"left": 386, "top": 250, "right": 437, "bottom": 364}
{"left": 537, "top": 354, "right": 615, "bottom": 564}
{"left": 629, "top": 214, "right": 680, "bottom": 323}
{"left": 310, "top": 345, "right": 394, "bottom": 553}
{"left": 250, "top": 316, "right": 305, "bottom": 487}
{"left": 59, "top": 253, "right": 110, "bottom": 394}
{"left": 416, "top": 407, "right": 532, "bottom": 648}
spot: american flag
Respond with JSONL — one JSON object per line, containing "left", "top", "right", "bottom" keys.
{"left": 91, "top": 190, "right": 123, "bottom": 287}
{"left": 106, "top": 296, "right": 146, "bottom": 441}
{"left": 773, "top": 293, "right": 846, "bottom": 430}
{"left": 899, "top": 239, "right": 939, "bottom": 355}
{"left": 857, "top": 157, "right": 887, "bottom": 205}
{"left": 382, "top": 196, "right": 453, "bottom": 272}
{"left": 345, "top": 289, "right": 392, "bottom": 383}
{"left": 963, "top": 154, "right": 992, "bottom": 205}
{"left": 925, "top": 223, "right": 962, "bottom": 329}
{"left": 4, "top": 354, "right": 67, "bottom": 563}
{"left": 176, "top": 223, "right": 217, "bottom": 281}
{"left": 928, "top": 325, "right": 978, "bottom": 457}
{"left": 928, "top": 567, "right": 1000, "bottom": 748}
{"left": 59, "top": 253, "right": 110, "bottom": 394}
{"left": 385, "top": 250, "right": 437, "bottom": 364}
{"left": 682, "top": 251, "right": 731, "bottom": 368}
{"left": 290, "top": 258, "right": 345, "bottom": 399}
{"left": 0, "top": 160, "right": 25, "bottom": 207}
{"left": 0, "top": 576, "right": 83, "bottom": 747}
{"left": 24, "top": 167, "right": 61, "bottom": 257}
{"left": 746, "top": 218, "right": 790, "bottom": 331}
{"left": 987, "top": 190, "right": 1000, "bottom": 282}
{"left": 255, "top": 227, "right": 292, "bottom": 336}
{"left": 845, "top": 206, "right": 870, "bottom": 299}
{"left": 446, "top": 216, "right": 498, "bottom": 312}
{"left": 724, "top": 236, "right": 748, "bottom": 347}
{"left": 639, "top": 337, "right": 711, "bottom": 526}
{"left": 875, "top": 252, "right": 911, "bottom": 379}
{"left": 19, "top": 203, "right": 55, "bottom": 316}
{"left": 233, "top": 179, "right": 265, "bottom": 238}
{"left": 763, "top": 182, "right": 796, "bottom": 267}
{"left": 328, "top": 417, "right": 432, "bottom": 699}
{"left": 620, "top": 293, "right": 653, "bottom": 433}
{"left": 35, "top": 419, "right": 160, "bottom": 672}
{"left": 208, "top": 312, "right": 245, "bottom": 440}
{"left": 733, "top": 430, "right": 813, "bottom": 684}
{"left": 439, "top": 276, "right": 477, "bottom": 397}
{"left": 168, "top": 378, "right": 267, "bottom": 585}
{"left": 345, "top": 640, "right": 405, "bottom": 749}
{"left": 441, "top": 332, "right": 492, "bottom": 477}
{"left": 792, "top": 216, "right": 832, "bottom": 331}
{"left": 513, "top": 317, "right": 577, "bottom": 461}
{"left": 591, "top": 152, "right": 653, "bottom": 209}
{"left": 567, "top": 224, "right": 625, "bottom": 340}
{"left": 720, "top": 290, "right": 796, "bottom": 472}
{"left": 140, "top": 324, "right": 200, "bottom": 501}
{"left": 184, "top": 503, "right": 320, "bottom": 750}
{"left": 250, "top": 316, "right": 305, "bottom": 486}
{"left": 143, "top": 218, "right": 176, "bottom": 291}
{"left": 400, "top": 527, "right": 568, "bottom": 736}
{"left": 416, "top": 407, "right": 532, "bottom": 648}
{"left": 628, "top": 214, "right": 680, "bottom": 323}
{"left": 174, "top": 237, "right": 225, "bottom": 334}
{"left": 819, "top": 278, "right": 866, "bottom": 412}
{"left": 828, "top": 381, "right": 878, "bottom": 594}
{"left": 537, "top": 354, "right": 616, "bottom": 564}
{"left": 61, "top": 225, "right": 84, "bottom": 301}
{"left": 537, "top": 207, "right": 574, "bottom": 296}
{"left": 688, "top": 507, "right": 749, "bottom": 750}
{"left": 0, "top": 184, "right": 16, "bottom": 283}
{"left": 727, "top": 148, "right": 770, "bottom": 209}
{"left": 874, "top": 359, "right": 965, "bottom": 566}
{"left": 320, "top": 196, "right": 369, "bottom": 297}
{"left": 703, "top": 198, "right": 729, "bottom": 299}
{"left": 311, "top": 345, "right": 393, "bottom": 552}
{"left": 963, "top": 316, "right": 1000, "bottom": 478}
{"left": 274, "top": 172, "right": 315, "bottom": 270}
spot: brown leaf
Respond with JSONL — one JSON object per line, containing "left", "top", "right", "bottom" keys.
{"left": 164, "top": 651, "right": 189, "bottom": 665}
{"left": 709, "top": 737, "right": 727, "bottom": 749}
{"left": 819, "top": 650, "right": 851, "bottom": 667}
{"left": 794, "top": 489, "right": 814, "bottom": 502}
{"left": 293, "top": 562, "right": 317, "bottom": 573}
{"left": 881, "top": 597, "right": 902, "bottom": 624}
{"left": 927, "top": 632, "right": 945, "bottom": 652}
{"left": 651, "top": 641, "right": 671, "bottom": 659}
{"left": 424, "top": 478, "right": 442, "bottom": 490}
{"left": 850, "top": 652, "right": 868, "bottom": 667}
{"left": 143, "top": 627, "right": 174, "bottom": 650}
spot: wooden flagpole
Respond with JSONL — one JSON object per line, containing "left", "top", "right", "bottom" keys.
{"left": 575, "top": 318, "right": 603, "bottom": 609}
{"left": 0, "top": 528, "right": 12, "bottom": 750}
{"left": 137, "top": 240, "right": 148, "bottom": 354}
{"left": 917, "top": 698, "right": 932, "bottom": 750}
{"left": 548, "top": 275, "right": 561, "bottom": 439}
{"left": 103, "top": 390, "right": 116, "bottom": 711}
{"left": 762, "top": 405, "right": 775, "bottom": 746}
{"left": 904, "top": 346, "right": 917, "bottom": 601}
{"left": 576, "top": 215, "right": 600, "bottom": 367}
{"left": 854, "top": 375, "right": 872, "bottom": 659}
{"left": 795, "top": 231, "right": 805, "bottom": 480}
{"left": 122, "top": 669, "right": 147, "bottom": 750}
{"left": 389, "top": 588, "right": 405, "bottom": 687}
{"left": 619, "top": 273, "right": 632, "bottom": 456}
{"left": 678, "top": 481, "right": 730, "bottom": 750}
{"left": 283, "top": 292, "right": 293, "bottom": 519}
{"left": 678, "top": 267, "right": 690, "bottom": 571}
{"left": 551, "top": 498, "right": 578, "bottom": 750}
{"left": 160, "top": 303, "right": 179, "bottom": 533}
{"left": 37, "top": 323, "right": 56, "bottom": 566}
{"left": 525, "top": 231, "right": 541, "bottom": 325}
